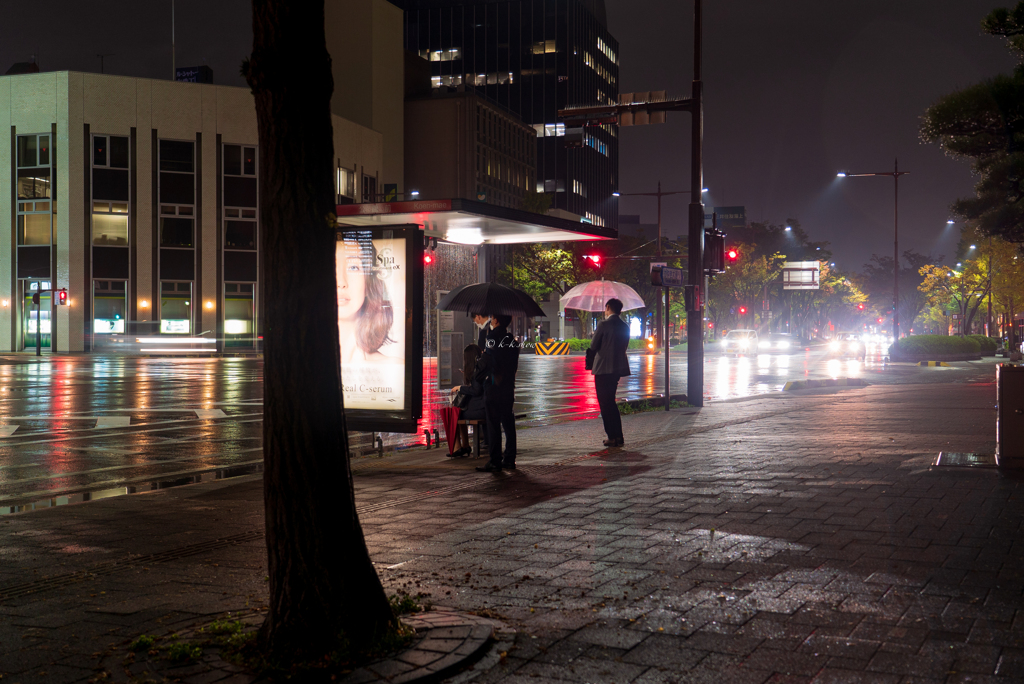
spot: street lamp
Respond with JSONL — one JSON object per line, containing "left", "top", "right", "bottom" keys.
{"left": 835, "top": 159, "right": 909, "bottom": 347}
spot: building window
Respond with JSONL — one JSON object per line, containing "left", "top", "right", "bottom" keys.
{"left": 17, "top": 133, "right": 52, "bottom": 246}
{"left": 598, "top": 37, "right": 618, "bottom": 64}
{"left": 224, "top": 144, "right": 256, "bottom": 177}
{"left": 336, "top": 166, "right": 355, "bottom": 199}
{"left": 573, "top": 180, "right": 587, "bottom": 198}
{"left": 421, "top": 47, "right": 462, "bottom": 62}
{"left": 92, "top": 203, "right": 129, "bottom": 245}
{"left": 93, "top": 135, "right": 129, "bottom": 169}
{"left": 531, "top": 40, "right": 557, "bottom": 54}
{"left": 362, "top": 175, "right": 378, "bottom": 202}
{"left": 159, "top": 139, "right": 195, "bottom": 252}
{"left": 160, "top": 281, "right": 192, "bottom": 334}
{"left": 533, "top": 123, "right": 565, "bottom": 138}
{"left": 93, "top": 280, "right": 127, "bottom": 334}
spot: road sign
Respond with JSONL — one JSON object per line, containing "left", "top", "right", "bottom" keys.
{"left": 651, "top": 266, "right": 683, "bottom": 287}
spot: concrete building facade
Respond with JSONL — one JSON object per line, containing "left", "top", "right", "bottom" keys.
{"left": 0, "top": 71, "right": 383, "bottom": 353}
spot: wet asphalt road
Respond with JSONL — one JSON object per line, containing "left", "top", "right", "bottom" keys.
{"left": 0, "top": 345, "right": 996, "bottom": 510}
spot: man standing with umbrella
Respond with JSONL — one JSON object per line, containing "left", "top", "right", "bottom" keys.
{"left": 477, "top": 313, "right": 519, "bottom": 472}
{"left": 591, "top": 298, "right": 630, "bottom": 447}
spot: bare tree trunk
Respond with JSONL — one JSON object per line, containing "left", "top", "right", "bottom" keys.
{"left": 247, "top": 0, "right": 394, "bottom": 658}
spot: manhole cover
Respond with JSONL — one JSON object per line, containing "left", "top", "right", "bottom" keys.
{"left": 934, "top": 452, "right": 997, "bottom": 468}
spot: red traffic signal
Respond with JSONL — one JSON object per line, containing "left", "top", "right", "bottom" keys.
{"left": 424, "top": 254, "right": 433, "bottom": 265}
{"left": 57, "top": 288, "right": 68, "bottom": 306}
{"left": 708, "top": 322, "right": 714, "bottom": 329}
{"left": 877, "top": 317, "right": 883, "bottom": 324}
{"left": 857, "top": 303, "right": 865, "bottom": 311}
{"left": 738, "top": 306, "right": 747, "bottom": 315}
{"left": 726, "top": 248, "right": 739, "bottom": 261}
{"left": 583, "top": 254, "right": 602, "bottom": 266}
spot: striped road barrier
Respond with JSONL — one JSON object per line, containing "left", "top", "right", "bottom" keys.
{"left": 917, "top": 361, "right": 951, "bottom": 367}
{"left": 535, "top": 340, "right": 571, "bottom": 355}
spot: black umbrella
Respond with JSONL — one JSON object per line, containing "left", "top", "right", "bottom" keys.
{"left": 436, "top": 282, "right": 546, "bottom": 317}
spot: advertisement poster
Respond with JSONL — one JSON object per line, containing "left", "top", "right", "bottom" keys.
{"left": 336, "top": 225, "right": 422, "bottom": 432}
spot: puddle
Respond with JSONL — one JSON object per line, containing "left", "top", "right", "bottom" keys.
{"left": 0, "top": 461, "right": 263, "bottom": 515}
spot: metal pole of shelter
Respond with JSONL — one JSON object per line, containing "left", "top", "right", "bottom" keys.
{"left": 665, "top": 288, "right": 670, "bottom": 410}
{"left": 686, "top": 0, "right": 705, "bottom": 408}
{"left": 34, "top": 294, "right": 40, "bottom": 357}
{"left": 893, "top": 159, "right": 900, "bottom": 348}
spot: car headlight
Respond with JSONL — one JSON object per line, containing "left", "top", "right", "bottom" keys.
{"left": 758, "top": 341, "right": 770, "bottom": 349}
{"left": 740, "top": 340, "right": 749, "bottom": 349}
{"left": 777, "top": 341, "right": 790, "bottom": 349}
{"left": 829, "top": 341, "right": 840, "bottom": 351}
{"left": 848, "top": 342, "right": 859, "bottom": 351}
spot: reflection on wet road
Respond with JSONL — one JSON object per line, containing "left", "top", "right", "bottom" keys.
{"left": 0, "top": 343, "right": 984, "bottom": 508}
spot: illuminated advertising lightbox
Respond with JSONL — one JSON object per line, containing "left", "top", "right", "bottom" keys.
{"left": 336, "top": 225, "right": 423, "bottom": 433}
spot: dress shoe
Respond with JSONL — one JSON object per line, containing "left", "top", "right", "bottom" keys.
{"left": 475, "top": 463, "right": 503, "bottom": 472}
{"left": 501, "top": 461, "right": 517, "bottom": 470}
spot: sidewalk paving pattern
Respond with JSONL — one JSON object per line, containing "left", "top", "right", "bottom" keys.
{"left": 1, "top": 379, "right": 1022, "bottom": 683}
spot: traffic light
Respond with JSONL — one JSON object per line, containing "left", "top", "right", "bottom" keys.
{"left": 726, "top": 248, "right": 739, "bottom": 262}
{"left": 424, "top": 254, "right": 433, "bottom": 265}
{"left": 708, "top": 322, "right": 714, "bottom": 329}
{"left": 857, "top": 303, "right": 865, "bottom": 311}
{"left": 582, "top": 254, "right": 602, "bottom": 267}
{"left": 57, "top": 288, "right": 68, "bottom": 306}
{"left": 704, "top": 229, "right": 726, "bottom": 275}
{"left": 877, "top": 317, "right": 883, "bottom": 324}
{"left": 738, "top": 306, "right": 747, "bottom": 315}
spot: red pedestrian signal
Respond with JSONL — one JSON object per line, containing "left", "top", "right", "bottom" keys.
{"left": 424, "top": 254, "right": 433, "bottom": 265}
{"left": 738, "top": 306, "right": 747, "bottom": 315}
{"left": 583, "top": 254, "right": 602, "bottom": 267}
{"left": 726, "top": 248, "right": 739, "bottom": 261}
{"left": 57, "top": 288, "right": 68, "bottom": 306}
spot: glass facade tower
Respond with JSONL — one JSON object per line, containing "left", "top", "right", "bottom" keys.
{"left": 401, "top": 0, "right": 619, "bottom": 230}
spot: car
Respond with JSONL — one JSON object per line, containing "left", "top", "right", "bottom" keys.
{"left": 828, "top": 332, "right": 866, "bottom": 359}
{"left": 722, "top": 329, "right": 758, "bottom": 355}
{"left": 757, "top": 332, "right": 797, "bottom": 353}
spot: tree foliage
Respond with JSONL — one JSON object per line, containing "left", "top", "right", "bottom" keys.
{"left": 920, "top": 2, "right": 1024, "bottom": 241}
{"left": 857, "top": 250, "right": 935, "bottom": 332}
{"left": 918, "top": 261, "right": 991, "bottom": 334}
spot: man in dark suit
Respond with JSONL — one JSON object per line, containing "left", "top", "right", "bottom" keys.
{"left": 477, "top": 314, "right": 519, "bottom": 472}
{"left": 472, "top": 313, "right": 490, "bottom": 349}
{"left": 590, "top": 298, "right": 630, "bottom": 447}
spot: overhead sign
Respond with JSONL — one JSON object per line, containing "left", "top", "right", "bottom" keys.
{"left": 336, "top": 225, "right": 423, "bottom": 432}
{"left": 174, "top": 66, "right": 213, "bottom": 84}
{"left": 713, "top": 206, "right": 746, "bottom": 230}
{"left": 782, "top": 261, "right": 820, "bottom": 290}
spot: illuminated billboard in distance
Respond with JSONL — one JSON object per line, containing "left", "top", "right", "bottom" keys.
{"left": 336, "top": 225, "right": 423, "bottom": 433}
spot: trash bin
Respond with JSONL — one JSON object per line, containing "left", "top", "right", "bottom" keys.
{"left": 997, "top": 363, "right": 1024, "bottom": 469}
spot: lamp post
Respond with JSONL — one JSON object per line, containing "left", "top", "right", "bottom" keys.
{"left": 837, "top": 159, "right": 909, "bottom": 348}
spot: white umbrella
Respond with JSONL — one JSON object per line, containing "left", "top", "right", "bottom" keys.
{"left": 560, "top": 279, "right": 645, "bottom": 312}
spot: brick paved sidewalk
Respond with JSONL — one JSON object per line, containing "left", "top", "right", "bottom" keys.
{"left": 1, "top": 379, "right": 1020, "bottom": 684}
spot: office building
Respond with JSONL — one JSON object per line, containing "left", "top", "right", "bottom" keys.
{"left": 400, "top": 0, "right": 619, "bottom": 230}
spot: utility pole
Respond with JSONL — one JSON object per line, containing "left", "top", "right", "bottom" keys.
{"left": 686, "top": 0, "right": 705, "bottom": 407}
{"left": 97, "top": 53, "right": 114, "bottom": 74}
{"left": 171, "top": 0, "right": 176, "bottom": 80}
{"left": 558, "top": 0, "right": 707, "bottom": 406}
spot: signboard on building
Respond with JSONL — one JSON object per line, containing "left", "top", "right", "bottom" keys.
{"left": 713, "top": 206, "right": 746, "bottom": 230}
{"left": 336, "top": 225, "right": 423, "bottom": 432}
{"left": 383, "top": 183, "right": 398, "bottom": 201}
{"left": 782, "top": 261, "right": 820, "bottom": 290}
{"left": 174, "top": 65, "right": 213, "bottom": 84}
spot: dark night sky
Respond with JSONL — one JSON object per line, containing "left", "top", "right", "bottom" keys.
{"left": 1, "top": 0, "right": 1015, "bottom": 271}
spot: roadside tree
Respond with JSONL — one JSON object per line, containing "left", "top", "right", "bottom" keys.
{"left": 919, "top": 261, "right": 991, "bottom": 335}
{"left": 245, "top": 0, "right": 395, "bottom": 661}
{"left": 920, "top": 2, "right": 1024, "bottom": 242}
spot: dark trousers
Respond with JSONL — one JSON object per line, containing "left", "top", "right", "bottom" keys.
{"left": 595, "top": 373, "right": 622, "bottom": 441}
{"left": 486, "top": 383, "right": 516, "bottom": 466}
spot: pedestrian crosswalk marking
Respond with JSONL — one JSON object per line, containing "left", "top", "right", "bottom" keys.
{"left": 0, "top": 425, "right": 17, "bottom": 437}
{"left": 194, "top": 409, "right": 227, "bottom": 419}
{"left": 95, "top": 416, "right": 131, "bottom": 428}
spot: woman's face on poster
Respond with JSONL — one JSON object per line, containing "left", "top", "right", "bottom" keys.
{"left": 337, "top": 240, "right": 367, "bottom": 321}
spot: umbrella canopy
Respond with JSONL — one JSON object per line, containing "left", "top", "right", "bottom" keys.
{"left": 560, "top": 280, "right": 646, "bottom": 312}
{"left": 440, "top": 406, "right": 461, "bottom": 455}
{"left": 436, "top": 282, "right": 546, "bottom": 317}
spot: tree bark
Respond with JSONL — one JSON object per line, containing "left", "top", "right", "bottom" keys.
{"left": 247, "top": 0, "right": 395, "bottom": 658}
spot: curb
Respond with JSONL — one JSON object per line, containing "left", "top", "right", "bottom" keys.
{"left": 782, "top": 377, "right": 868, "bottom": 391}
{"left": 95, "top": 608, "right": 496, "bottom": 684}
{"left": 917, "top": 361, "right": 951, "bottom": 367}
{"left": 342, "top": 609, "right": 496, "bottom": 683}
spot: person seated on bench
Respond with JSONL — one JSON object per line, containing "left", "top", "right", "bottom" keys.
{"left": 449, "top": 343, "right": 488, "bottom": 457}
